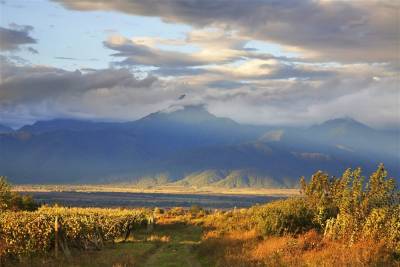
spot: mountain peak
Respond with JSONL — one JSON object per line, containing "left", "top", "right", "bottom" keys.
{"left": 161, "top": 104, "right": 209, "bottom": 115}
{"left": 142, "top": 104, "right": 235, "bottom": 125}
{"left": 314, "top": 117, "right": 370, "bottom": 130}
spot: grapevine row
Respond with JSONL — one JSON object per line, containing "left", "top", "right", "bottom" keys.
{"left": 0, "top": 206, "right": 154, "bottom": 258}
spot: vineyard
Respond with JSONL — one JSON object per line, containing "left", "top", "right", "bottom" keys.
{"left": 0, "top": 165, "right": 399, "bottom": 266}
{"left": 0, "top": 206, "right": 153, "bottom": 260}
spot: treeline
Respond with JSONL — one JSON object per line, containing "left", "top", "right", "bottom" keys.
{"left": 0, "top": 176, "right": 38, "bottom": 211}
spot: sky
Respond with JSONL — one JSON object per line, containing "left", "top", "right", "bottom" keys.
{"left": 0, "top": 0, "right": 399, "bottom": 129}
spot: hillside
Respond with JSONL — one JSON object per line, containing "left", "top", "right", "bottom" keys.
{"left": 0, "top": 105, "right": 398, "bottom": 186}
{"left": 0, "top": 124, "right": 13, "bottom": 133}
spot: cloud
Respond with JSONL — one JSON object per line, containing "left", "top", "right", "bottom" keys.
{"left": 0, "top": 23, "right": 37, "bottom": 51}
{"left": 0, "top": 59, "right": 154, "bottom": 105}
{"left": 27, "top": 47, "right": 38, "bottom": 54}
{"left": 152, "top": 67, "right": 206, "bottom": 77}
{"left": 104, "top": 30, "right": 336, "bottom": 82}
{"left": 54, "top": 56, "right": 99, "bottom": 61}
{"left": 104, "top": 32, "right": 248, "bottom": 67}
{"left": 104, "top": 35, "right": 206, "bottom": 67}
{"left": 55, "top": 0, "right": 399, "bottom": 63}
{"left": 0, "top": 58, "right": 189, "bottom": 126}
{"left": 206, "top": 64, "right": 399, "bottom": 128}
{"left": 0, "top": 57, "right": 398, "bottom": 128}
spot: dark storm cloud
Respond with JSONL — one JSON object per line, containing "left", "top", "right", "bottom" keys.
{"left": 0, "top": 24, "right": 36, "bottom": 51}
{"left": 55, "top": 0, "right": 399, "bottom": 63}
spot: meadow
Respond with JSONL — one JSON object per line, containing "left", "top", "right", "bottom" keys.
{"left": 1, "top": 164, "right": 399, "bottom": 266}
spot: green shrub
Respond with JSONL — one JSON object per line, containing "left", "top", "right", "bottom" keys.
{"left": 301, "top": 164, "right": 400, "bottom": 252}
{"left": 363, "top": 206, "right": 400, "bottom": 253}
{"left": 253, "top": 198, "right": 315, "bottom": 236}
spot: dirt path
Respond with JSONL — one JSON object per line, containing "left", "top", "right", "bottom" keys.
{"left": 138, "top": 223, "right": 203, "bottom": 267}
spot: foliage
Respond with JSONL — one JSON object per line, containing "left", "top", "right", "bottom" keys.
{"left": 253, "top": 198, "right": 315, "bottom": 236}
{"left": 0, "top": 164, "right": 398, "bottom": 265}
{"left": 197, "top": 163, "right": 400, "bottom": 266}
{"left": 198, "top": 229, "right": 398, "bottom": 267}
{"left": 300, "top": 164, "right": 399, "bottom": 252}
{"left": 0, "top": 176, "right": 38, "bottom": 211}
{"left": 0, "top": 206, "right": 153, "bottom": 258}
{"left": 200, "top": 164, "right": 399, "bottom": 256}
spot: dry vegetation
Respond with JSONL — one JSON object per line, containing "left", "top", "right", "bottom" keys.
{"left": 198, "top": 229, "right": 397, "bottom": 266}
{"left": 1, "top": 164, "right": 399, "bottom": 266}
{"left": 194, "top": 164, "right": 400, "bottom": 266}
{"left": 12, "top": 184, "right": 299, "bottom": 197}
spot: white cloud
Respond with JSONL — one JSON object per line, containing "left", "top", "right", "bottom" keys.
{"left": 56, "top": 0, "right": 399, "bottom": 63}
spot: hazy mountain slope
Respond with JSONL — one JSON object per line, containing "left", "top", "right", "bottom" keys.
{"left": 173, "top": 170, "right": 227, "bottom": 187}
{"left": 0, "top": 105, "right": 398, "bottom": 185}
{"left": 0, "top": 125, "right": 13, "bottom": 133}
{"left": 214, "top": 170, "right": 280, "bottom": 188}
{"left": 303, "top": 118, "right": 399, "bottom": 158}
{"left": 19, "top": 119, "right": 122, "bottom": 134}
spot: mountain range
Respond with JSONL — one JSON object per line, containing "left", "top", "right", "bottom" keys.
{"left": 1, "top": 105, "right": 399, "bottom": 187}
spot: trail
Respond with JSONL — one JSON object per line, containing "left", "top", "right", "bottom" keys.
{"left": 137, "top": 223, "right": 203, "bottom": 267}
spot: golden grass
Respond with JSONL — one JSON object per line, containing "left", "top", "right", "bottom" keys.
{"left": 146, "top": 235, "right": 171, "bottom": 243}
{"left": 198, "top": 229, "right": 399, "bottom": 267}
{"left": 12, "top": 184, "right": 299, "bottom": 196}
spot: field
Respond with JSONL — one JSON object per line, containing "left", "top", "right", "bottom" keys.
{"left": 1, "top": 166, "right": 399, "bottom": 266}
{"left": 2, "top": 205, "right": 399, "bottom": 267}
{"left": 0, "top": 213, "right": 207, "bottom": 267}
{"left": 13, "top": 184, "right": 298, "bottom": 196}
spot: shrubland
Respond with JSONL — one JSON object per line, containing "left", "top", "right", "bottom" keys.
{"left": 0, "top": 165, "right": 399, "bottom": 266}
{"left": 197, "top": 164, "right": 399, "bottom": 266}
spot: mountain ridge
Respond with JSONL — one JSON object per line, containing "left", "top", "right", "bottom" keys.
{"left": 1, "top": 105, "right": 398, "bottom": 185}
{"left": 0, "top": 124, "right": 13, "bottom": 133}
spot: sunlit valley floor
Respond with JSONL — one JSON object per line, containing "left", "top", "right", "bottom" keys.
{"left": 1, "top": 165, "right": 399, "bottom": 267}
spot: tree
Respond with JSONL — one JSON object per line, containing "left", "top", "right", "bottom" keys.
{"left": 0, "top": 176, "right": 12, "bottom": 211}
{"left": 0, "top": 176, "right": 38, "bottom": 211}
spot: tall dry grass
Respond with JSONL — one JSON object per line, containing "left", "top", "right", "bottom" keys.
{"left": 198, "top": 229, "right": 399, "bottom": 267}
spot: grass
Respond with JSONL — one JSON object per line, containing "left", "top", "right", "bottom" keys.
{"left": 4, "top": 209, "right": 399, "bottom": 267}
{"left": 9, "top": 220, "right": 203, "bottom": 267}
{"left": 198, "top": 229, "right": 399, "bottom": 267}
{"left": 3, "top": 166, "right": 399, "bottom": 266}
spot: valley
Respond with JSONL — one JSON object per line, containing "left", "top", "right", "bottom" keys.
{"left": 2, "top": 105, "right": 399, "bottom": 186}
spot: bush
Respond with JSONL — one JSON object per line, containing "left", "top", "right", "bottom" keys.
{"left": 253, "top": 198, "right": 315, "bottom": 236}
{"left": 300, "top": 164, "right": 399, "bottom": 252}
